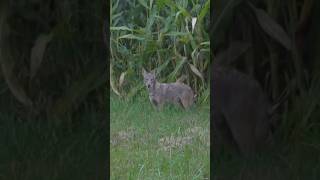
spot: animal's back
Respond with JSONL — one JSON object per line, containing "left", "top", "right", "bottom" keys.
{"left": 158, "top": 82, "right": 194, "bottom": 108}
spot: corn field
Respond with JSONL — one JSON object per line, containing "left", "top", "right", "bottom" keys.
{"left": 110, "top": 0, "right": 210, "bottom": 101}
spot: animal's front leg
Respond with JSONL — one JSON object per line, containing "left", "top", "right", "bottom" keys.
{"left": 151, "top": 98, "right": 162, "bottom": 111}
{"left": 155, "top": 102, "right": 164, "bottom": 111}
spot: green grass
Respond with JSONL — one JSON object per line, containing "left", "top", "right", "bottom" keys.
{"left": 110, "top": 95, "right": 210, "bottom": 179}
{"left": 0, "top": 111, "right": 106, "bottom": 180}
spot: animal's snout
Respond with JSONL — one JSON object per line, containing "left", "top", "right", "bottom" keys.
{"left": 147, "top": 84, "right": 151, "bottom": 89}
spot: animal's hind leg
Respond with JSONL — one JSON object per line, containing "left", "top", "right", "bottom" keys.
{"left": 179, "top": 96, "right": 192, "bottom": 109}
{"left": 177, "top": 97, "right": 187, "bottom": 109}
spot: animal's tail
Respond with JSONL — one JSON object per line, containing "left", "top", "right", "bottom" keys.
{"left": 193, "top": 93, "right": 197, "bottom": 103}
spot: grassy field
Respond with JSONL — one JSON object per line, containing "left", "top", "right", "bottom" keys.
{"left": 0, "top": 111, "right": 106, "bottom": 179}
{"left": 110, "top": 95, "right": 210, "bottom": 179}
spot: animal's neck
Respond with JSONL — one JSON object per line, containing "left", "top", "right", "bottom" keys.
{"left": 155, "top": 81, "right": 160, "bottom": 89}
{"left": 149, "top": 81, "right": 160, "bottom": 96}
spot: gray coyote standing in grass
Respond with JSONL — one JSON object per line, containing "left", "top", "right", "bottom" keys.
{"left": 142, "top": 68, "right": 195, "bottom": 110}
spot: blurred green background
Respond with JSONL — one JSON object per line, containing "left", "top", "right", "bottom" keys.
{"left": 0, "top": 0, "right": 107, "bottom": 179}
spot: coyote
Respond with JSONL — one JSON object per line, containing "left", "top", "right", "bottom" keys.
{"left": 212, "top": 65, "right": 274, "bottom": 155}
{"left": 142, "top": 68, "right": 195, "bottom": 110}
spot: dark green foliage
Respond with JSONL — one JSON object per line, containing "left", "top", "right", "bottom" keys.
{"left": 212, "top": 0, "right": 320, "bottom": 178}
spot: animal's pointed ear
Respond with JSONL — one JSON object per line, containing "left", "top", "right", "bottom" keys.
{"left": 150, "top": 69, "right": 156, "bottom": 75}
{"left": 142, "top": 68, "right": 147, "bottom": 76}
